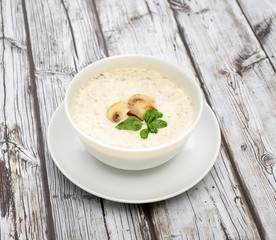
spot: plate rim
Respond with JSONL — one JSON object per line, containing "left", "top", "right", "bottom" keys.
{"left": 47, "top": 102, "right": 221, "bottom": 204}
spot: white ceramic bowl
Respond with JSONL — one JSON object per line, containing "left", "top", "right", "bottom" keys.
{"left": 64, "top": 55, "right": 203, "bottom": 170}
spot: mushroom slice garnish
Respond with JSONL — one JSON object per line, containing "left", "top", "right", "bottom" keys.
{"left": 127, "top": 101, "right": 154, "bottom": 121}
{"left": 106, "top": 101, "right": 130, "bottom": 123}
{"left": 128, "top": 94, "right": 157, "bottom": 109}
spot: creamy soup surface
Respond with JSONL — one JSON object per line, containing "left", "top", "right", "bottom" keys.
{"left": 72, "top": 67, "right": 194, "bottom": 149}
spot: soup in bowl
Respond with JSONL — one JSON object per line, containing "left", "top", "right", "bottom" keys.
{"left": 65, "top": 55, "right": 203, "bottom": 170}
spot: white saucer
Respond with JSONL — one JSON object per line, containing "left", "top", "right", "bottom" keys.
{"left": 47, "top": 102, "right": 221, "bottom": 203}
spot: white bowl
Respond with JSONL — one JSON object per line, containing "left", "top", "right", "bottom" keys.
{"left": 64, "top": 55, "right": 203, "bottom": 170}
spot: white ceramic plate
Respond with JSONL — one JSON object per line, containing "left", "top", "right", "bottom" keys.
{"left": 47, "top": 102, "right": 221, "bottom": 203}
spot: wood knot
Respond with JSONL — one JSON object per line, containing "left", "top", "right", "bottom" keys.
{"left": 169, "top": 0, "right": 209, "bottom": 15}
{"left": 261, "top": 153, "right": 276, "bottom": 168}
{"left": 8, "top": 124, "right": 21, "bottom": 141}
{"left": 254, "top": 18, "right": 272, "bottom": 40}
{"left": 233, "top": 50, "right": 266, "bottom": 76}
{"left": 169, "top": 0, "right": 191, "bottom": 13}
{"left": 234, "top": 196, "right": 243, "bottom": 205}
{"left": 241, "top": 144, "right": 247, "bottom": 151}
{"left": 218, "top": 69, "right": 229, "bottom": 76}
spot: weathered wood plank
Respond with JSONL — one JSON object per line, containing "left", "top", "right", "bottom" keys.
{"left": 95, "top": 0, "right": 261, "bottom": 239}
{"left": 22, "top": 0, "right": 109, "bottom": 239}
{"left": 167, "top": 0, "right": 276, "bottom": 239}
{"left": 0, "top": 0, "right": 52, "bottom": 239}
{"left": 237, "top": 0, "right": 276, "bottom": 71}
{"left": 24, "top": 0, "right": 154, "bottom": 239}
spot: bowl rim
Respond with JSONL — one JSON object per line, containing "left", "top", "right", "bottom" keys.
{"left": 64, "top": 54, "right": 204, "bottom": 153}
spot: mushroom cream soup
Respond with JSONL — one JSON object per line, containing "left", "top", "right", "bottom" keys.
{"left": 72, "top": 68, "right": 194, "bottom": 149}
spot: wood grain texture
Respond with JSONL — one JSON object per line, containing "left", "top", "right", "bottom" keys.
{"left": 23, "top": 0, "right": 154, "bottom": 239}
{"left": 2, "top": 0, "right": 275, "bottom": 239}
{"left": 237, "top": 0, "right": 276, "bottom": 71}
{"left": 168, "top": 0, "right": 276, "bottom": 239}
{"left": 22, "top": 0, "right": 109, "bottom": 239}
{"left": 95, "top": 0, "right": 261, "bottom": 239}
{"left": 0, "top": 0, "right": 51, "bottom": 239}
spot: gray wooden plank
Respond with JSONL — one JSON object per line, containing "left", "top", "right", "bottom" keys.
{"left": 24, "top": 0, "right": 154, "bottom": 239}
{"left": 237, "top": 0, "right": 276, "bottom": 71}
{"left": 22, "top": 0, "right": 110, "bottom": 239}
{"left": 0, "top": 0, "right": 52, "bottom": 239}
{"left": 94, "top": 0, "right": 261, "bottom": 239}
{"left": 167, "top": 0, "right": 276, "bottom": 239}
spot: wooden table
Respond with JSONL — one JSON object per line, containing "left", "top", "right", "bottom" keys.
{"left": 1, "top": 0, "right": 275, "bottom": 239}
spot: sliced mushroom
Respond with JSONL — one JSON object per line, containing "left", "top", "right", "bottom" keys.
{"left": 127, "top": 101, "right": 153, "bottom": 121}
{"left": 106, "top": 101, "right": 130, "bottom": 123}
{"left": 128, "top": 94, "right": 157, "bottom": 109}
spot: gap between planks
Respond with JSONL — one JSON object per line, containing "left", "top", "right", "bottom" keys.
{"left": 21, "top": 0, "right": 158, "bottom": 239}
{"left": 235, "top": 0, "right": 276, "bottom": 75}
{"left": 167, "top": 0, "right": 266, "bottom": 239}
{"left": 0, "top": 2, "right": 19, "bottom": 239}
{"left": 90, "top": 0, "right": 160, "bottom": 238}
{"left": 21, "top": 0, "right": 56, "bottom": 239}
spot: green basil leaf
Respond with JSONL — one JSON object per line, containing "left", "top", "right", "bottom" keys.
{"left": 116, "top": 117, "right": 142, "bottom": 131}
{"left": 151, "top": 119, "right": 167, "bottom": 129}
{"left": 144, "top": 109, "right": 163, "bottom": 123}
{"left": 148, "top": 123, "right": 158, "bottom": 133}
{"left": 140, "top": 129, "right": 149, "bottom": 139}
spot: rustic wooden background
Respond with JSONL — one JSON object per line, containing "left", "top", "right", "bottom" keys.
{"left": 1, "top": 0, "right": 276, "bottom": 239}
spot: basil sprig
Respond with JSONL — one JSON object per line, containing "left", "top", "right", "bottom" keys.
{"left": 144, "top": 109, "right": 167, "bottom": 136}
{"left": 115, "top": 109, "right": 167, "bottom": 139}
